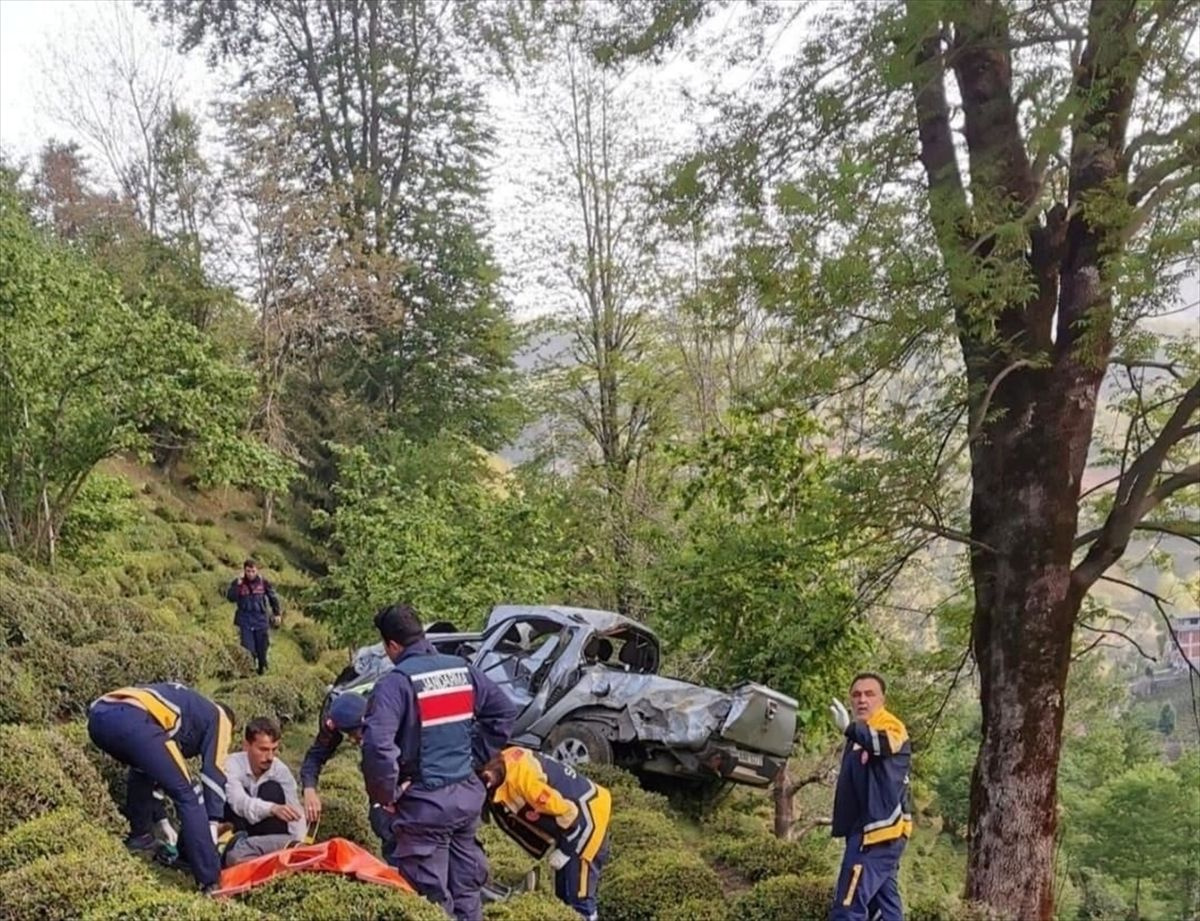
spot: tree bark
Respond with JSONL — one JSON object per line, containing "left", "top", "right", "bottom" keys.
{"left": 964, "top": 358, "right": 1103, "bottom": 920}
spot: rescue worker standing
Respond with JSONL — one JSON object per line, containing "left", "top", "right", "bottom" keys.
{"left": 360, "top": 603, "right": 516, "bottom": 921}
{"left": 87, "top": 682, "right": 235, "bottom": 894}
{"left": 226, "top": 558, "right": 281, "bottom": 675}
{"left": 828, "top": 672, "right": 912, "bottom": 921}
{"left": 479, "top": 746, "right": 611, "bottom": 921}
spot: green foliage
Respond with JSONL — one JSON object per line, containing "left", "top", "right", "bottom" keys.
{"left": 313, "top": 441, "right": 584, "bottom": 644}
{"left": 0, "top": 808, "right": 90, "bottom": 873}
{"left": 0, "top": 836, "right": 152, "bottom": 921}
{"left": 702, "top": 832, "right": 819, "bottom": 883}
{"left": 479, "top": 823, "right": 539, "bottom": 889}
{"left": 239, "top": 872, "right": 448, "bottom": 920}
{"left": 291, "top": 620, "right": 332, "bottom": 664}
{"left": 0, "top": 724, "right": 122, "bottom": 834}
{"left": 730, "top": 874, "right": 830, "bottom": 921}
{"left": 59, "top": 472, "right": 141, "bottom": 564}
{"left": 608, "top": 808, "right": 686, "bottom": 857}
{"left": 1077, "top": 759, "right": 1197, "bottom": 911}
{"left": 85, "top": 889, "right": 266, "bottom": 920}
{"left": 649, "top": 411, "right": 877, "bottom": 723}
{"left": 225, "top": 669, "right": 329, "bottom": 729}
{"left": 0, "top": 179, "right": 293, "bottom": 562}
{"left": 312, "top": 760, "right": 374, "bottom": 848}
{"left": 599, "top": 851, "right": 724, "bottom": 921}
{"left": 653, "top": 898, "right": 731, "bottom": 921}
{"left": 0, "top": 654, "right": 47, "bottom": 724}
{"left": 483, "top": 893, "right": 581, "bottom": 921}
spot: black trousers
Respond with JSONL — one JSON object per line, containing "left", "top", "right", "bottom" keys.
{"left": 224, "top": 779, "right": 290, "bottom": 836}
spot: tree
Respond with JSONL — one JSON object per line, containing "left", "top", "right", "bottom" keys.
{"left": 149, "top": 0, "right": 522, "bottom": 456}
{"left": 0, "top": 176, "right": 292, "bottom": 563}
{"left": 1079, "top": 760, "right": 1197, "bottom": 919}
{"left": 39, "top": 0, "right": 182, "bottom": 236}
{"left": 600, "top": 2, "right": 1200, "bottom": 917}
{"left": 311, "top": 437, "right": 589, "bottom": 644}
{"left": 1157, "top": 701, "right": 1176, "bottom": 737}
{"left": 525, "top": 39, "right": 679, "bottom": 615}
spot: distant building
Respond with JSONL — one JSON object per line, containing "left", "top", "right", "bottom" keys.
{"left": 1167, "top": 614, "right": 1200, "bottom": 671}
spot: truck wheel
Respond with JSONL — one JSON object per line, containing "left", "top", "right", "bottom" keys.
{"left": 546, "top": 721, "right": 613, "bottom": 768}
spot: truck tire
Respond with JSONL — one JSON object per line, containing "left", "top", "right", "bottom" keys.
{"left": 546, "top": 721, "right": 613, "bottom": 768}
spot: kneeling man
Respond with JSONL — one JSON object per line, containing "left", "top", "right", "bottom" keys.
{"left": 223, "top": 716, "right": 307, "bottom": 865}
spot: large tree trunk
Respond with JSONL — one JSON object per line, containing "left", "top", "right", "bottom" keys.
{"left": 903, "top": 1, "right": 1152, "bottom": 915}
{"left": 964, "top": 359, "right": 1104, "bottom": 920}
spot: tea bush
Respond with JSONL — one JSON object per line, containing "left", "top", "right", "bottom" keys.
{"left": 598, "top": 851, "right": 723, "bottom": 921}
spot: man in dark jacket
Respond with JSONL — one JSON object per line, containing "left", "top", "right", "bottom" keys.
{"left": 361, "top": 603, "right": 516, "bottom": 921}
{"left": 87, "top": 682, "right": 235, "bottom": 894}
{"left": 226, "top": 559, "right": 281, "bottom": 675}
{"left": 828, "top": 672, "right": 912, "bottom": 921}
{"left": 299, "top": 689, "right": 396, "bottom": 854}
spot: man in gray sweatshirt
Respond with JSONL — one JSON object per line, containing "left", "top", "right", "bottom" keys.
{"left": 222, "top": 716, "right": 307, "bottom": 865}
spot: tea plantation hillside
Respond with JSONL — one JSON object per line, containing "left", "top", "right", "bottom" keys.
{"left": 0, "top": 462, "right": 979, "bottom": 920}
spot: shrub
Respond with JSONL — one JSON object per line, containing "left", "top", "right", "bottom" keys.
{"left": 29, "top": 632, "right": 210, "bottom": 718}
{"left": 0, "top": 808, "right": 90, "bottom": 873}
{"left": 167, "top": 580, "right": 205, "bottom": 616}
{"left": 731, "top": 874, "right": 831, "bottom": 921}
{"left": 292, "top": 620, "right": 332, "bottom": 664}
{"left": 0, "top": 725, "right": 90, "bottom": 834}
{"left": 483, "top": 892, "right": 581, "bottom": 921}
{"left": 703, "top": 833, "right": 818, "bottom": 882}
{"left": 58, "top": 719, "right": 129, "bottom": 815}
{"left": 239, "top": 872, "right": 448, "bottom": 920}
{"left": 478, "top": 823, "right": 540, "bottom": 889}
{"left": 599, "top": 851, "right": 724, "bottom": 921}
{"left": 654, "top": 897, "right": 731, "bottom": 921}
{"left": 84, "top": 886, "right": 267, "bottom": 920}
{"left": 0, "top": 837, "right": 152, "bottom": 921}
{"left": 608, "top": 807, "right": 685, "bottom": 857}
{"left": 313, "top": 761, "right": 375, "bottom": 848}
{"left": 0, "top": 654, "right": 47, "bottom": 723}
{"left": 227, "top": 669, "right": 328, "bottom": 728}
{"left": 40, "top": 726, "right": 125, "bottom": 831}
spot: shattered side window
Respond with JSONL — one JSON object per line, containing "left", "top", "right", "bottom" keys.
{"left": 599, "top": 629, "right": 659, "bottom": 675}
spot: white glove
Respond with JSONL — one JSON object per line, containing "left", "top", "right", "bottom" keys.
{"left": 829, "top": 698, "right": 851, "bottom": 732}
{"left": 210, "top": 822, "right": 219, "bottom": 845}
{"left": 156, "top": 818, "right": 178, "bottom": 848}
{"left": 547, "top": 849, "right": 570, "bottom": 870}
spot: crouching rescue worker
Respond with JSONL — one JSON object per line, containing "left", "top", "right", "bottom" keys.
{"left": 480, "top": 747, "right": 611, "bottom": 921}
{"left": 361, "top": 603, "right": 516, "bottom": 921}
{"left": 300, "top": 689, "right": 396, "bottom": 854}
{"left": 828, "top": 672, "right": 912, "bottom": 921}
{"left": 222, "top": 716, "right": 306, "bottom": 865}
{"left": 87, "top": 682, "right": 235, "bottom": 895}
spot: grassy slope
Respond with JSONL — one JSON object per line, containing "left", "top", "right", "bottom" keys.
{"left": 0, "top": 459, "right": 979, "bottom": 921}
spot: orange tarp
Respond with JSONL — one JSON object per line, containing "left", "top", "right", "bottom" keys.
{"left": 214, "top": 837, "right": 416, "bottom": 898}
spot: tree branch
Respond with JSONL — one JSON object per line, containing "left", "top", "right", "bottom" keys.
{"left": 1077, "top": 622, "right": 1156, "bottom": 662}
{"left": 1073, "top": 379, "right": 1200, "bottom": 590}
{"left": 1108, "top": 357, "right": 1186, "bottom": 381}
{"left": 909, "top": 520, "right": 999, "bottom": 554}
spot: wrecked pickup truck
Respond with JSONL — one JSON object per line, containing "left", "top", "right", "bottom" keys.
{"left": 328, "top": 605, "right": 798, "bottom": 789}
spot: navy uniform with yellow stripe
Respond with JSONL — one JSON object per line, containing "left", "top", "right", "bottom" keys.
{"left": 87, "top": 683, "right": 233, "bottom": 891}
{"left": 485, "top": 747, "right": 611, "bottom": 921}
{"left": 830, "top": 708, "right": 912, "bottom": 921}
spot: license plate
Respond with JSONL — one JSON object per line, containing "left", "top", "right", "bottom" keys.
{"left": 737, "top": 751, "right": 764, "bottom": 767}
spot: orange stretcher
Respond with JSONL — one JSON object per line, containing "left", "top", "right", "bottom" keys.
{"left": 213, "top": 837, "right": 416, "bottom": 898}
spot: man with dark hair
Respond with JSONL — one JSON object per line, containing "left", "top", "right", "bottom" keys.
{"left": 222, "top": 716, "right": 307, "bottom": 866}
{"left": 361, "top": 602, "right": 517, "bottom": 921}
{"left": 87, "top": 682, "right": 235, "bottom": 895}
{"left": 827, "top": 673, "right": 912, "bottom": 921}
{"left": 226, "top": 559, "right": 281, "bottom": 675}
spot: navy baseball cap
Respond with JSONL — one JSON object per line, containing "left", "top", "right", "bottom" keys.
{"left": 328, "top": 692, "right": 368, "bottom": 732}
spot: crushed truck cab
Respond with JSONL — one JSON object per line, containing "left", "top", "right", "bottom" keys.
{"left": 326, "top": 605, "right": 797, "bottom": 789}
